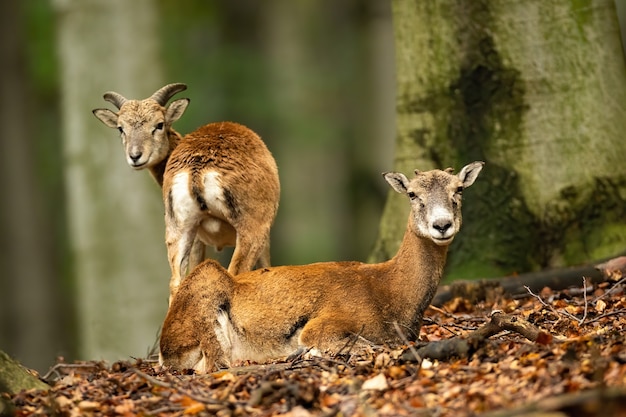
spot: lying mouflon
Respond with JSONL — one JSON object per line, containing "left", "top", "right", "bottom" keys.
{"left": 159, "top": 162, "right": 484, "bottom": 372}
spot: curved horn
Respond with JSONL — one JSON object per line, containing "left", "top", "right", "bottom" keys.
{"left": 103, "top": 91, "right": 128, "bottom": 109}
{"left": 149, "top": 83, "right": 188, "bottom": 106}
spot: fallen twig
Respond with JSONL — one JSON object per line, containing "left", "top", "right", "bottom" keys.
{"left": 591, "top": 275, "right": 626, "bottom": 304}
{"left": 404, "top": 311, "right": 548, "bottom": 362}
{"left": 131, "top": 368, "right": 222, "bottom": 405}
{"left": 336, "top": 325, "right": 365, "bottom": 356}
{"left": 42, "top": 362, "right": 106, "bottom": 383}
{"left": 584, "top": 308, "right": 626, "bottom": 325}
{"left": 471, "top": 311, "right": 543, "bottom": 341}
{"left": 393, "top": 321, "right": 422, "bottom": 367}
{"left": 129, "top": 368, "right": 172, "bottom": 389}
{"left": 524, "top": 285, "right": 582, "bottom": 323}
{"left": 580, "top": 276, "right": 588, "bottom": 324}
{"left": 428, "top": 305, "right": 453, "bottom": 317}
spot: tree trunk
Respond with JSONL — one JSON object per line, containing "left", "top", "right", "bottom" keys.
{"left": 54, "top": 0, "right": 169, "bottom": 363}
{"left": 371, "top": 0, "right": 626, "bottom": 279}
{"left": 0, "top": 1, "right": 69, "bottom": 373}
{"left": 0, "top": 349, "right": 49, "bottom": 395}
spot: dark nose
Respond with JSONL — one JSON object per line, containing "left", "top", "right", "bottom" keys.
{"left": 433, "top": 221, "right": 452, "bottom": 234}
{"left": 129, "top": 152, "right": 143, "bottom": 163}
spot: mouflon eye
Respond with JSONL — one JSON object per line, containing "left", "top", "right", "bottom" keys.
{"left": 407, "top": 191, "right": 416, "bottom": 199}
{"left": 155, "top": 122, "right": 164, "bottom": 130}
{"left": 456, "top": 186, "right": 463, "bottom": 194}
{"left": 117, "top": 126, "right": 124, "bottom": 134}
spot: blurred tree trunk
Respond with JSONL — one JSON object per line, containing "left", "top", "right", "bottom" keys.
{"left": 0, "top": 1, "right": 68, "bottom": 372}
{"left": 260, "top": 0, "right": 352, "bottom": 264}
{"left": 54, "top": 0, "right": 169, "bottom": 362}
{"left": 371, "top": 0, "right": 626, "bottom": 279}
{"left": 260, "top": 0, "right": 395, "bottom": 264}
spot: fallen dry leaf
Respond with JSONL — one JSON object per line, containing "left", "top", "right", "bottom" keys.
{"left": 361, "top": 373, "right": 388, "bottom": 391}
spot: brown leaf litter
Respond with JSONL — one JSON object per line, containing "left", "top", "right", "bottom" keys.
{"left": 6, "top": 266, "right": 626, "bottom": 416}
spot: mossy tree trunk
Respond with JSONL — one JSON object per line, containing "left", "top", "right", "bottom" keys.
{"left": 0, "top": 349, "right": 49, "bottom": 395}
{"left": 371, "top": 0, "right": 626, "bottom": 279}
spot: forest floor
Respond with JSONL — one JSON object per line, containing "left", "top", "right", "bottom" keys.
{"left": 6, "top": 259, "right": 626, "bottom": 416}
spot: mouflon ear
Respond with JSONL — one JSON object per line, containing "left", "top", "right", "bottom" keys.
{"left": 92, "top": 108, "right": 119, "bottom": 128}
{"left": 383, "top": 172, "right": 410, "bottom": 194}
{"left": 458, "top": 161, "right": 484, "bottom": 189}
{"left": 165, "top": 98, "right": 190, "bottom": 124}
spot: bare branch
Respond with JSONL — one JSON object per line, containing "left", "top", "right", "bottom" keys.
{"left": 524, "top": 285, "right": 581, "bottom": 323}
{"left": 393, "top": 321, "right": 422, "bottom": 366}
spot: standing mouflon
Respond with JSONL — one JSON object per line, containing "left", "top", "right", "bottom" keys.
{"left": 93, "top": 83, "right": 280, "bottom": 304}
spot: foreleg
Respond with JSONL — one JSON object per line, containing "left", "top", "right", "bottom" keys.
{"left": 165, "top": 222, "right": 198, "bottom": 304}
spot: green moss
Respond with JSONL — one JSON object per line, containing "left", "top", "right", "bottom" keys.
{"left": 443, "top": 258, "right": 507, "bottom": 283}
{"left": 558, "top": 176, "right": 626, "bottom": 264}
{"left": 0, "top": 350, "right": 49, "bottom": 394}
{"left": 587, "top": 223, "right": 626, "bottom": 260}
{"left": 570, "top": 0, "right": 593, "bottom": 35}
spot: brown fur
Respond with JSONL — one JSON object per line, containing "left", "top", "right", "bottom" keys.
{"left": 160, "top": 162, "right": 484, "bottom": 372}
{"left": 162, "top": 121, "right": 280, "bottom": 301}
{"left": 93, "top": 84, "right": 280, "bottom": 304}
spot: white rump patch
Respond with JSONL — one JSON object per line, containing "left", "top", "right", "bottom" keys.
{"left": 170, "top": 172, "right": 198, "bottom": 223}
{"left": 203, "top": 171, "right": 229, "bottom": 218}
{"left": 170, "top": 170, "right": 231, "bottom": 223}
